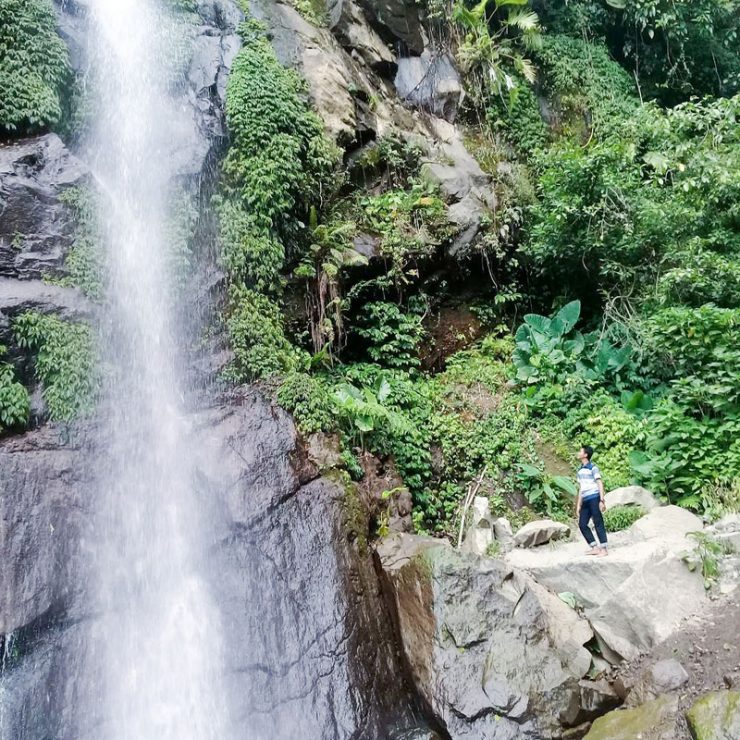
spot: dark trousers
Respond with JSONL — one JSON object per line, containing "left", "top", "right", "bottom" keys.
{"left": 579, "top": 497, "right": 607, "bottom": 546}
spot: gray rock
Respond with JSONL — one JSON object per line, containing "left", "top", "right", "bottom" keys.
{"left": 352, "top": 232, "right": 382, "bottom": 259}
{"left": 329, "top": 0, "right": 396, "bottom": 70}
{"left": 686, "top": 690, "right": 740, "bottom": 740}
{"left": 584, "top": 694, "right": 680, "bottom": 740}
{"left": 0, "top": 424, "right": 94, "bottom": 635}
{"left": 305, "top": 430, "right": 344, "bottom": 470}
{"left": 576, "top": 678, "right": 621, "bottom": 721}
{"left": 249, "top": 0, "right": 362, "bottom": 144}
{"left": 0, "top": 135, "right": 89, "bottom": 279}
{"left": 605, "top": 485, "right": 659, "bottom": 511}
{"left": 514, "top": 519, "right": 571, "bottom": 548}
{"left": 461, "top": 495, "right": 494, "bottom": 556}
{"left": 358, "top": 0, "right": 426, "bottom": 54}
{"left": 377, "top": 533, "right": 594, "bottom": 738}
{"left": 493, "top": 517, "right": 515, "bottom": 550}
{"left": 625, "top": 659, "right": 689, "bottom": 707}
{"left": 507, "top": 506, "right": 708, "bottom": 662}
{"left": 708, "top": 513, "right": 740, "bottom": 552}
{"left": 395, "top": 51, "right": 464, "bottom": 122}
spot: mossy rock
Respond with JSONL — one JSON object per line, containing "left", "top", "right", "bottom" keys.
{"left": 584, "top": 695, "right": 679, "bottom": 740}
{"left": 686, "top": 690, "right": 740, "bottom": 740}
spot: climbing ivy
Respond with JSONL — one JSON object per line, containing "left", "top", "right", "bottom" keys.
{"left": 0, "top": 0, "right": 71, "bottom": 135}
{"left": 0, "top": 346, "right": 29, "bottom": 432}
{"left": 14, "top": 312, "right": 99, "bottom": 422}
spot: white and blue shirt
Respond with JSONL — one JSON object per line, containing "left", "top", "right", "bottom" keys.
{"left": 577, "top": 462, "right": 602, "bottom": 501}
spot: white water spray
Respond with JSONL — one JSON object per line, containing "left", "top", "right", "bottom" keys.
{"left": 85, "top": 1, "right": 229, "bottom": 737}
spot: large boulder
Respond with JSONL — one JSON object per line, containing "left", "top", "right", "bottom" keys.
{"left": 377, "top": 533, "right": 595, "bottom": 738}
{"left": 584, "top": 695, "right": 680, "bottom": 740}
{"left": 686, "top": 690, "right": 740, "bottom": 740}
{"left": 395, "top": 51, "right": 464, "bottom": 121}
{"left": 506, "top": 505, "right": 708, "bottom": 662}
{"left": 0, "top": 135, "right": 88, "bottom": 279}
{"left": 514, "top": 519, "right": 571, "bottom": 548}
{"left": 605, "top": 485, "right": 660, "bottom": 511}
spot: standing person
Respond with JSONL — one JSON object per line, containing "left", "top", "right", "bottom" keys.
{"left": 576, "top": 445, "right": 608, "bottom": 557}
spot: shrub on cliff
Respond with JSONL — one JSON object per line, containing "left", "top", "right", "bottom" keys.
{"left": 0, "top": 0, "right": 70, "bottom": 135}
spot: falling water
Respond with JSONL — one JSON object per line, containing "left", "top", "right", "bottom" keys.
{"left": 83, "top": 0, "right": 229, "bottom": 736}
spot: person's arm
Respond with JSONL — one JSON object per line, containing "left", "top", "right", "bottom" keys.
{"left": 576, "top": 490, "right": 582, "bottom": 515}
{"left": 598, "top": 478, "right": 606, "bottom": 512}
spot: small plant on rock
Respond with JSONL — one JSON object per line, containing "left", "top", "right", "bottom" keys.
{"left": 603, "top": 505, "right": 645, "bottom": 532}
{"left": 681, "top": 531, "right": 735, "bottom": 589}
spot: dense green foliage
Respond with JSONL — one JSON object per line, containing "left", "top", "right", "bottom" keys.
{"left": 14, "top": 312, "right": 98, "bottom": 422}
{"left": 0, "top": 345, "right": 29, "bottom": 432}
{"left": 214, "top": 4, "right": 740, "bottom": 535}
{"left": 218, "top": 20, "right": 338, "bottom": 378}
{"left": 0, "top": 0, "right": 70, "bottom": 135}
{"left": 539, "top": 0, "right": 739, "bottom": 103}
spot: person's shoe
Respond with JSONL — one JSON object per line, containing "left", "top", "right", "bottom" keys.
{"left": 585, "top": 546, "right": 599, "bottom": 555}
{"left": 594, "top": 548, "right": 609, "bottom": 557}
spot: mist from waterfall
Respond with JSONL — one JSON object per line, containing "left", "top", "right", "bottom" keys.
{"left": 83, "top": 1, "right": 230, "bottom": 736}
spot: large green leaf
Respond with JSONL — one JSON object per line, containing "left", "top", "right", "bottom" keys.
{"left": 552, "top": 300, "right": 581, "bottom": 335}
{"left": 523, "top": 313, "right": 552, "bottom": 336}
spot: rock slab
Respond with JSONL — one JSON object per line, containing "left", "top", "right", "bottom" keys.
{"left": 507, "top": 505, "right": 708, "bottom": 662}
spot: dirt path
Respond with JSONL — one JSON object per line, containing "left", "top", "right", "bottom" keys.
{"left": 615, "top": 591, "right": 740, "bottom": 737}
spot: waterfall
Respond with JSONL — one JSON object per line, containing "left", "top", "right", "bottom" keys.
{"left": 83, "top": 1, "right": 230, "bottom": 736}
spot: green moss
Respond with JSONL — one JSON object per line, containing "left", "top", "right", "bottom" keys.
{"left": 326, "top": 469, "right": 369, "bottom": 553}
{"left": 225, "top": 285, "right": 307, "bottom": 381}
{"left": 584, "top": 695, "right": 678, "bottom": 740}
{"left": 686, "top": 691, "right": 740, "bottom": 740}
{"left": 0, "top": 0, "right": 71, "bottom": 135}
{"left": 13, "top": 312, "right": 99, "bottom": 422}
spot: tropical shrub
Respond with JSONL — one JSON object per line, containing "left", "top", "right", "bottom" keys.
{"left": 14, "top": 312, "right": 98, "bottom": 421}
{"left": 513, "top": 301, "right": 631, "bottom": 386}
{"left": 0, "top": 0, "right": 70, "bottom": 135}
{"left": 603, "top": 505, "right": 644, "bottom": 532}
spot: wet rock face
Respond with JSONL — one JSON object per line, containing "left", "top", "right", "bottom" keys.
{"left": 0, "top": 135, "right": 88, "bottom": 280}
{"left": 377, "top": 534, "right": 595, "bottom": 739}
{"left": 0, "top": 425, "right": 93, "bottom": 635}
{"left": 0, "top": 392, "right": 427, "bottom": 739}
{"left": 55, "top": 0, "right": 244, "bottom": 177}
